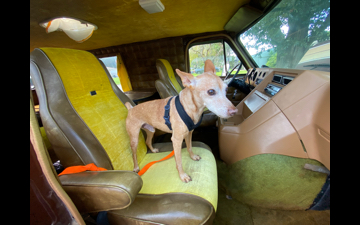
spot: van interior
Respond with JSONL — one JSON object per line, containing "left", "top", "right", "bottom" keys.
{"left": 30, "top": 0, "right": 330, "bottom": 224}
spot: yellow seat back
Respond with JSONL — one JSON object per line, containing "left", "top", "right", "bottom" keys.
{"left": 41, "top": 48, "right": 147, "bottom": 171}
{"left": 157, "top": 59, "right": 183, "bottom": 93}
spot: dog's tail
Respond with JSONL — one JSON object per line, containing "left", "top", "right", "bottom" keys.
{"left": 125, "top": 102, "right": 133, "bottom": 110}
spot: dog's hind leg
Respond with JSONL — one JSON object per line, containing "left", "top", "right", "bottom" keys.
{"left": 185, "top": 130, "right": 201, "bottom": 161}
{"left": 126, "top": 120, "right": 143, "bottom": 173}
{"left": 142, "top": 124, "right": 159, "bottom": 153}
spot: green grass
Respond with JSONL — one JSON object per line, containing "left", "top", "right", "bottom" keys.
{"left": 112, "top": 77, "right": 121, "bottom": 85}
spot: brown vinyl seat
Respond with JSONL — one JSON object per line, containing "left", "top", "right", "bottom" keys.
{"left": 155, "top": 59, "right": 218, "bottom": 127}
{"left": 30, "top": 48, "right": 217, "bottom": 225}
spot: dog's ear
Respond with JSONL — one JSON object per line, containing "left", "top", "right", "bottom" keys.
{"left": 176, "top": 69, "right": 196, "bottom": 89}
{"left": 204, "top": 59, "right": 216, "bottom": 74}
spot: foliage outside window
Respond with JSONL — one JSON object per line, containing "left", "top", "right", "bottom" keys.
{"left": 99, "top": 56, "right": 123, "bottom": 90}
{"left": 189, "top": 41, "right": 245, "bottom": 77}
{"left": 240, "top": 0, "right": 330, "bottom": 72}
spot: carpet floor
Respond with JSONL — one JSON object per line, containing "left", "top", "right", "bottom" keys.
{"left": 153, "top": 126, "right": 330, "bottom": 224}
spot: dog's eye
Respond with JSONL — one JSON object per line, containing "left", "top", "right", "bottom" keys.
{"left": 207, "top": 89, "right": 216, "bottom": 96}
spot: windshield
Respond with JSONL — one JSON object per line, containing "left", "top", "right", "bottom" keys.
{"left": 239, "top": 0, "right": 330, "bottom": 72}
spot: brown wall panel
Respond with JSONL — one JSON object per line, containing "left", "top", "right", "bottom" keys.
{"left": 89, "top": 37, "right": 186, "bottom": 90}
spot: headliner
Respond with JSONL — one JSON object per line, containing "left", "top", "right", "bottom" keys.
{"left": 30, "top": 0, "right": 253, "bottom": 52}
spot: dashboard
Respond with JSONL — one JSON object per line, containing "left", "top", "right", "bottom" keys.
{"left": 244, "top": 68, "right": 297, "bottom": 97}
{"left": 219, "top": 67, "right": 330, "bottom": 170}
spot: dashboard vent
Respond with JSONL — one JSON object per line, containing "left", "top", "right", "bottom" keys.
{"left": 283, "top": 77, "right": 294, "bottom": 85}
{"left": 272, "top": 75, "right": 282, "bottom": 83}
{"left": 253, "top": 72, "right": 258, "bottom": 81}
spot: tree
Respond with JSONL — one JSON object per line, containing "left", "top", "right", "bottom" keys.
{"left": 266, "top": 50, "right": 277, "bottom": 68}
{"left": 189, "top": 43, "right": 224, "bottom": 71}
{"left": 189, "top": 42, "right": 241, "bottom": 76}
{"left": 242, "top": 0, "right": 330, "bottom": 68}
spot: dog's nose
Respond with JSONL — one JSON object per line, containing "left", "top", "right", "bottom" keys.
{"left": 228, "top": 107, "right": 238, "bottom": 116}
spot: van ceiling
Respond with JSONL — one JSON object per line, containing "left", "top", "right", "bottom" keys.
{"left": 30, "top": 0, "right": 270, "bottom": 52}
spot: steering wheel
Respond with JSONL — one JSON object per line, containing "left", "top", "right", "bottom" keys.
{"left": 223, "top": 62, "right": 243, "bottom": 85}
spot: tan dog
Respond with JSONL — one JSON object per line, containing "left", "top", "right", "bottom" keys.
{"left": 125, "top": 60, "right": 237, "bottom": 182}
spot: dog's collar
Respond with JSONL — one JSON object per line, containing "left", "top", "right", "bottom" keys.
{"left": 163, "top": 96, "right": 203, "bottom": 131}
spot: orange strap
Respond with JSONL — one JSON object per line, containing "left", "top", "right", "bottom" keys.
{"left": 138, "top": 150, "right": 174, "bottom": 176}
{"left": 57, "top": 151, "right": 174, "bottom": 177}
{"left": 58, "top": 163, "right": 107, "bottom": 176}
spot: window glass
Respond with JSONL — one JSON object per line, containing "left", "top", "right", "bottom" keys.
{"left": 224, "top": 42, "right": 246, "bottom": 74}
{"left": 239, "top": 0, "right": 330, "bottom": 72}
{"left": 189, "top": 42, "right": 224, "bottom": 76}
{"left": 189, "top": 41, "right": 244, "bottom": 77}
{"left": 99, "top": 56, "right": 122, "bottom": 90}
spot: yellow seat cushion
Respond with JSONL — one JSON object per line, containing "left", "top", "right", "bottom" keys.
{"left": 139, "top": 147, "right": 218, "bottom": 211}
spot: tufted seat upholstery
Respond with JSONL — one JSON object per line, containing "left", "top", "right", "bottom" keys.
{"left": 155, "top": 59, "right": 218, "bottom": 127}
{"left": 30, "top": 48, "right": 217, "bottom": 225}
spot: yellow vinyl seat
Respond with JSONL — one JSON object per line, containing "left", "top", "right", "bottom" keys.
{"left": 30, "top": 48, "right": 217, "bottom": 225}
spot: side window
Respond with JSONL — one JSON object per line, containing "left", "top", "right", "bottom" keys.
{"left": 189, "top": 41, "right": 245, "bottom": 77}
{"left": 99, "top": 56, "right": 122, "bottom": 91}
{"left": 224, "top": 42, "right": 246, "bottom": 74}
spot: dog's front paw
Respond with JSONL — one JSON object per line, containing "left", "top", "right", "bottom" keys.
{"left": 151, "top": 148, "right": 159, "bottom": 153}
{"left": 133, "top": 167, "right": 140, "bottom": 173}
{"left": 180, "top": 173, "right": 192, "bottom": 183}
{"left": 191, "top": 154, "right": 201, "bottom": 161}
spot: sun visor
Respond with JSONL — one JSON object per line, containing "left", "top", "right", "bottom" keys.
{"left": 224, "top": 5, "right": 262, "bottom": 33}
